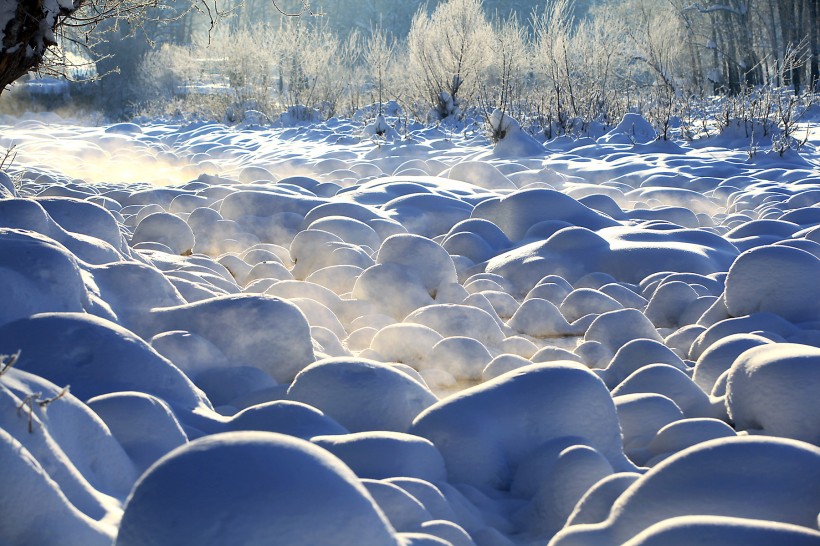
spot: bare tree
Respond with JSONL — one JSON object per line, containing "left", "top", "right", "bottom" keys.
{"left": 365, "top": 25, "right": 396, "bottom": 116}
{"left": 0, "top": 0, "right": 234, "bottom": 93}
{"left": 0, "top": 0, "right": 329, "bottom": 95}
{"left": 483, "top": 14, "right": 528, "bottom": 126}
{"left": 809, "top": 0, "right": 819, "bottom": 91}
{"left": 406, "top": 0, "right": 492, "bottom": 120}
{"left": 532, "top": 0, "right": 577, "bottom": 136}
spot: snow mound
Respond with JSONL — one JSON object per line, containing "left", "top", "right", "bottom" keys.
{"left": 410, "top": 362, "right": 633, "bottom": 490}
{"left": 140, "top": 294, "right": 316, "bottom": 383}
{"left": 37, "top": 197, "right": 127, "bottom": 252}
{"left": 287, "top": 357, "right": 438, "bottom": 433}
{"left": 610, "top": 364, "right": 717, "bottom": 420}
{"left": 376, "top": 234, "right": 458, "bottom": 295}
{"left": 724, "top": 244, "right": 820, "bottom": 323}
{"left": 472, "top": 189, "right": 618, "bottom": 242}
{"left": 691, "top": 333, "right": 773, "bottom": 393}
{"left": 514, "top": 441, "right": 616, "bottom": 536}
{"left": 226, "top": 400, "right": 348, "bottom": 438}
{"left": 0, "top": 366, "right": 141, "bottom": 545}
{"left": 507, "top": 298, "right": 578, "bottom": 338}
{"left": 427, "top": 337, "right": 493, "bottom": 382}
{"left": 446, "top": 160, "right": 517, "bottom": 190}
{"left": 644, "top": 281, "right": 701, "bottom": 328}
{"left": 598, "top": 338, "right": 686, "bottom": 389}
{"left": 442, "top": 230, "right": 500, "bottom": 263}
{"left": 2, "top": 366, "right": 137, "bottom": 484}
{"left": 444, "top": 218, "right": 511, "bottom": 256}
{"left": 90, "top": 261, "right": 186, "bottom": 316}
{"left": 363, "top": 479, "right": 433, "bottom": 533}
{"left": 0, "top": 426, "right": 115, "bottom": 546}
{"left": 131, "top": 212, "right": 195, "bottom": 255}
{"left": 116, "top": 431, "right": 400, "bottom": 546}
{"left": 308, "top": 215, "right": 382, "bottom": 250}
{"left": 306, "top": 264, "right": 364, "bottom": 295}
{"left": 370, "top": 323, "right": 444, "bottom": 368}
{"left": 585, "top": 309, "right": 663, "bottom": 355}
{"left": 617, "top": 516, "right": 820, "bottom": 546}
{"left": 725, "top": 343, "right": 820, "bottom": 445}
{"left": 0, "top": 228, "right": 90, "bottom": 327}
{"left": 149, "top": 330, "right": 230, "bottom": 378}
{"left": 690, "top": 312, "right": 798, "bottom": 359}
{"left": 614, "top": 393, "right": 685, "bottom": 463}
{"left": 488, "top": 110, "right": 546, "bottom": 158}
{"left": 219, "top": 189, "right": 322, "bottom": 220}
{"left": 87, "top": 391, "right": 187, "bottom": 473}
{"left": 354, "top": 263, "right": 436, "bottom": 319}
{"left": 405, "top": 304, "right": 506, "bottom": 348}
{"left": 382, "top": 192, "right": 474, "bottom": 238}
{"left": 486, "top": 225, "right": 736, "bottom": 293}
{"left": 312, "top": 431, "right": 447, "bottom": 482}
{"left": 481, "top": 354, "right": 531, "bottom": 381}
{"left": 550, "top": 436, "right": 820, "bottom": 546}
{"left": 560, "top": 288, "right": 623, "bottom": 323}
{"left": 0, "top": 313, "right": 206, "bottom": 409}
{"left": 645, "top": 418, "right": 736, "bottom": 465}
{"left": 564, "top": 473, "right": 641, "bottom": 527}
{"left": 597, "top": 113, "right": 657, "bottom": 145}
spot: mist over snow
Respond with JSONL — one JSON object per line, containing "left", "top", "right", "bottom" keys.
{"left": 1, "top": 106, "right": 820, "bottom": 546}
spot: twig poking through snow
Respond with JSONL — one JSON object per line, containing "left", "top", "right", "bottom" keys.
{"left": 4, "top": 352, "right": 70, "bottom": 434}
{"left": 0, "top": 351, "right": 20, "bottom": 377}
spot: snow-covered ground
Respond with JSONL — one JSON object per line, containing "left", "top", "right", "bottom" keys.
{"left": 1, "top": 110, "right": 820, "bottom": 546}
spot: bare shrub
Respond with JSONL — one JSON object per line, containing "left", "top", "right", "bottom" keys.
{"left": 407, "top": 0, "right": 493, "bottom": 121}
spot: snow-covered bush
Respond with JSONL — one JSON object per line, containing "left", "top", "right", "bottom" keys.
{"left": 273, "top": 19, "right": 343, "bottom": 118}
{"left": 136, "top": 19, "right": 353, "bottom": 123}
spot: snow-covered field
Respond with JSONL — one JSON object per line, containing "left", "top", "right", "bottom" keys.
{"left": 1, "top": 110, "right": 819, "bottom": 546}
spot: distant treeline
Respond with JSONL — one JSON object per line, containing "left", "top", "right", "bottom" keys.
{"left": 8, "top": 0, "right": 817, "bottom": 137}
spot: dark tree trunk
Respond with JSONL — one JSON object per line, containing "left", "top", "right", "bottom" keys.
{"left": 718, "top": 12, "right": 741, "bottom": 94}
{"left": 710, "top": 18, "right": 721, "bottom": 94}
{"left": 1, "top": 0, "right": 57, "bottom": 92}
{"left": 792, "top": 0, "right": 804, "bottom": 94}
{"left": 780, "top": 0, "right": 794, "bottom": 88}
{"left": 766, "top": 0, "right": 781, "bottom": 86}
{"left": 732, "top": 0, "right": 761, "bottom": 87}
{"left": 0, "top": 0, "right": 85, "bottom": 93}
{"left": 808, "top": 0, "right": 819, "bottom": 91}
{"left": 688, "top": 38, "right": 703, "bottom": 93}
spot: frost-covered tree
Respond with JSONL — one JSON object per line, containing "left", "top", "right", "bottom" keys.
{"left": 406, "top": 0, "right": 492, "bottom": 120}
{"left": 273, "top": 19, "right": 342, "bottom": 115}
{"left": 365, "top": 26, "right": 396, "bottom": 115}
{"left": 0, "top": 0, "right": 220, "bottom": 93}
{"left": 483, "top": 14, "right": 529, "bottom": 124}
{"left": 532, "top": 0, "right": 578, "bottom": 135}
{"left": 136, "top": 43, "right": 193, "bottom": 103}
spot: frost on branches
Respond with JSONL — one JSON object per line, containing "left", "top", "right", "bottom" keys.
{"left": 0, "top": 0, "right": 80, "bottom": 91}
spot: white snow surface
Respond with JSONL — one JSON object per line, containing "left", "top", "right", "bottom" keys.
{"left": 1, "top": 110, "right": 820, "bottom": 545}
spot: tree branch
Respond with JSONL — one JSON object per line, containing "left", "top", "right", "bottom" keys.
{"left": 685, "top": 2, "right": 747, "bottom": 16}
{"left": 271, "top": 0, "right": 320, "bottom": 17}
